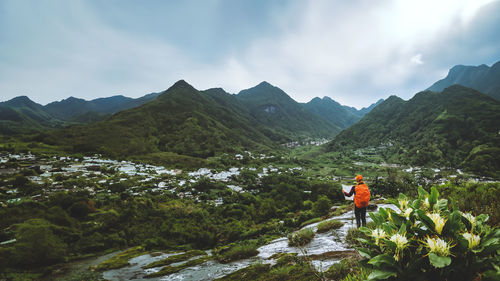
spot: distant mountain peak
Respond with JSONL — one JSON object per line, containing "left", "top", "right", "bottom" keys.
{"left": 427, "top": 60, "right": 500, "bottom": 100}
{"left": 171, "top": 79, "right": 193, "bottom": 89}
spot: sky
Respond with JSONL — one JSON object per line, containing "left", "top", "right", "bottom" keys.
{"left": 1, "top": 0, "right": 500, "bottom": 108}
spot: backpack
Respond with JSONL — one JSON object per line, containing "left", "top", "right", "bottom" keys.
{"left": 354, "top": 183, "right": 370, "bottom": 208}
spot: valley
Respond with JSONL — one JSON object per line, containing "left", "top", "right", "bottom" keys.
{"left": 1, "top": 61, "right": 500, "bottom": 280}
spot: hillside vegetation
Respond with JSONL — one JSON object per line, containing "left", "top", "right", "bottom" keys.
{"left": 329, "top": 85, "right": 500, "bottom": 177}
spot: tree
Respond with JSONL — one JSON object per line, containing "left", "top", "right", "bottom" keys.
{"left": 313, "top": 195, "right": 332, "bottom": 216}
{"left": 13, "top": 219, "right": 67, "bottom": 267}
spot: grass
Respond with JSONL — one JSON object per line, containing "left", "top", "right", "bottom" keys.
{"left": 142, "top": 249, "right": 205, "bottom": 269}
{"left": 324, "top": 257, "right": 359, "bottom": 280}
{"left": 214, "top": 240, "right": 260, "bottom": 263}
{"left": 316, "top": 219, "right": 344, "bottom": 233}
{"left": 94, "top": 246, "right": 146, "bottom": 271}
{"left": 288, "top": 228, "right": 315, "bottom": 247}
{"left": 300, "top": 217, "right": 322, "bottom": 228}
{"left": 144, "top": 256, "right": 211, "bottom": 278}
{"left": 344, "top": 223, "right": 373, "bottom": 247}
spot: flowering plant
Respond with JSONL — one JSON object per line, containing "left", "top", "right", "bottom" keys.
{"left": 356, "top": 186, "right": 500, "bottom": 280}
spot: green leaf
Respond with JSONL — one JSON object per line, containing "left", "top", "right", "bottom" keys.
{"left": 429, "top": 187, "right": 439, "bottom": 208}
{"left": 379, "top": 207, "right": 389, "bottom": 221}
{"left": 398, "top": 193, "right": 407, "bottom": 202}
{"left": 434, "top": 199, "right": 448, "bottom": 212}
{"left": 367, "top": 269, "right": 397, "bottom": 280}
{"left": 417, "top": 210, "right": 435, "bottom": 231}
{"left": 428, "top": 253, "right": 451, "bottom": 268}
{"left": 442, "top": 210, "right": 462, "bottom": 235}
{"left": 418, "top": 186, "right": 429, "bottom": 200}
{"left": 368, "top": 254, "right": 397, "bottom": 268}
{"left": 399, "top": 222, "right": 406, "bottom": 235}
{"left": 357, "top": 247, "right": 375, "bottom": 259}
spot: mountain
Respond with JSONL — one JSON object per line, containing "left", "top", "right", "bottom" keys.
{"left": 44, "top": 80, "right": 285, "bottom": 159}
{"left": 427, "top": 60, "right": 500, "bottom": 100}
{"left": 303, "top": 97, "right": 384, "bottom": 129}
{"left": 44, "top": 92, "right": 161, "bottom": 120}
{"left": 0, "top": 96, "right": 64, "bottom": 134}
{"left": 236, "top": 82, "right": 340, "bottom": 138}
{"left": 328, "top": 85, "right": 500, "bottom": 177}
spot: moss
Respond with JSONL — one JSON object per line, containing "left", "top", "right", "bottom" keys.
{"left": 214, "top": 240, "right": 260, "bottom": 263}
{"left": 288, "top": 228, "right": 315, "bottom": 247}
{"left": 324, "top": 257, "right": 364, "bottom": 280}
{"left": 144, "top": 256, "right": 211, "bottom": 278}
{"left": 142, "top": 250, "right": 205, "bottom": 269}
{"left": 214, "top": 262, "right": 271, "bottom": 281}
{"left": 94, "top": 246, "right": 146, "bottom": 271}
{"left": 316, "top": 219, "right": 344, "bottom": 233}
{"left": 299, "top": 217, "right": 322, "bottom": 228}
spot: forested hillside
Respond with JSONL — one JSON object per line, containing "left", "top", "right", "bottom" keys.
{"left": 328, "top": 85, "right": 500, "bottom": 177}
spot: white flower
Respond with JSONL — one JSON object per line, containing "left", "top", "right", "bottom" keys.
{"left": 404, "top": 208, "right": 413, "bottom": 219}
{"left": 422, "top": 197, "right": 430, "bottom": 209}
{"left": 461, "top": 212, "right": 476, "bottom": 225}
{"left": 427, "top": 212, "right": 447, "bottom": 235}
{"left": 399, "top": 199, "right": 409, "bottom": 211}
{"left": 462, "top": 232, "right": 481, "bottom": 249}
{"left": 424, "top": 236, "right": 452, "bottom": 256}
{"left": 372, "top": 228, "right": 386, "bottom": 245}
{"left": 390, "top": 233, "right": 409, "bottom": 250}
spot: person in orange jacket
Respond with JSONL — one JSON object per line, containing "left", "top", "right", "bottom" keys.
{"left": 343, "top": 174, "right": 371, "bottom": 228}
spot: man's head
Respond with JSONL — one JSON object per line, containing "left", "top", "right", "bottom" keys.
{"left": 355, "top": 174, "right": 363, "bottom": 182}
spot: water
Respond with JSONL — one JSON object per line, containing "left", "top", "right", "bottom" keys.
{"left": 101, "top": 203, "right": 399, "bottom": 280}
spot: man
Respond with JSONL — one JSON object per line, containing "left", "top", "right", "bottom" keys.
{"left": 343, "top": 174, "right": 371, "bottom": 228}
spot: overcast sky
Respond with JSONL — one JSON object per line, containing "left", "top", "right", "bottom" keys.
{"left": 1, "top": 0, "right": 500, "bottom": 108}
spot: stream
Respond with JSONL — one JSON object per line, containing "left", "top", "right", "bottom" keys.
{"left": 99, "top": 202, "right": 398, "bottom": 281}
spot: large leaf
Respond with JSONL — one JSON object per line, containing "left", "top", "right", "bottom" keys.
{"left": 417, "top": 210, "right": 435, "bottom": 232}
{"left": 368, "top": 253, "right": 397, "bottom": 268}
{"left": 368, "top": 269, "right": 397, "bottom": 280}
{"left": 442, "top": 210, "right": 462, "bottom": 236}
{"left": 418, "top": 186, "right": 429, "bottom": 200}
{"left": 370, "top": 212, "right": 383, "bottom": 226}
{"left": 429, "top": 187, "right": 439, "bottom": 209}
{"left": 357, "top": 247, "right": 375, "bottom": 259}
{"left": 428, "top": 253, "right": 451, "bottom": 268}
{"left": 434, "top": 199, "right": 448, "bottom": 212}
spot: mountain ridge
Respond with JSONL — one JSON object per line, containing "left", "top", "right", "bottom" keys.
{"left": 427, "top": 60, "right": 500, "bottom": 100}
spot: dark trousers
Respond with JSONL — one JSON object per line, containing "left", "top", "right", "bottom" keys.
{"left": 355, "top": 206, "right": 367, "bottom": 228}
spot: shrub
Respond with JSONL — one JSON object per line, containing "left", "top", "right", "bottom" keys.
{"left": 312, "top": 195, "right": 332, "bottom": 216}
{"left": 325, "top": 257, "right": 361, "bottom": 280}
{"left": 288, "top": 228, "right": 315, "bottom": 247}
{"left": 316, "top": 219, "right": 344, "bottom": 233}
{"left": 214, "top": 240, "right": 259, "bottom": 263}
{"left": 356, "top": 186, "right": 500, "bottom": 280}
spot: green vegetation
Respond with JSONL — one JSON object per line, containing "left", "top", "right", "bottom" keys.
{"left": 214, "top": 240, "right": 260, "bottom": 263}
{"left": 143, "top": 250, "right": 205, "bottom": 269}
{"left": 324, "top": 257, "right": 368, "bottom": 281}
{"left": 356, "top": 186, "right": 500, "bottom": 280}
{"left": 144, "top": 255, "right": 212, "bottom": 278}
{"left": 316, "top": 219, "right": 344, "bottom": 233}
{"left": 329, "top": 85, "right": 500, "bottom": 178}
{"left": 288, "top": 228, "right": 315, "bottom": 247}
{"left": 94, "top": 246, "right": 145, "bottom": 271}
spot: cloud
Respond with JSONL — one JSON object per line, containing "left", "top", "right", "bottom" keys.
{"left": 411, "top": 54, "right": 424, "bottom": 66}
{"left": 1, "top": 0, "right": 499, "bottom": 108}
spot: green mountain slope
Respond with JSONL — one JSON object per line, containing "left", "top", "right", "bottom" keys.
{"left": 0, "top": 96, "right": 65, "bottom": 134}
{"left": 44, "top": 92, "right": 161, "bottom": 120}
{"left": 328, "top": 85, "right": 500, "bottom": 177}
{"left": 428, "top": 60, "right": 500, "bottom": 100}
{"left": 44, "top": 80, "right": 279, "bottom": 158}
{"left": 237, "top": 82, "right": 340, "bottom": 138}
{"left": 303, "top": 97, "right": 384, "bottom": 129}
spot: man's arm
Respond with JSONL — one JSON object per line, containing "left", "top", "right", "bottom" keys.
{"left": 343, "top": 186, "right": 355, "bottom": 197}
